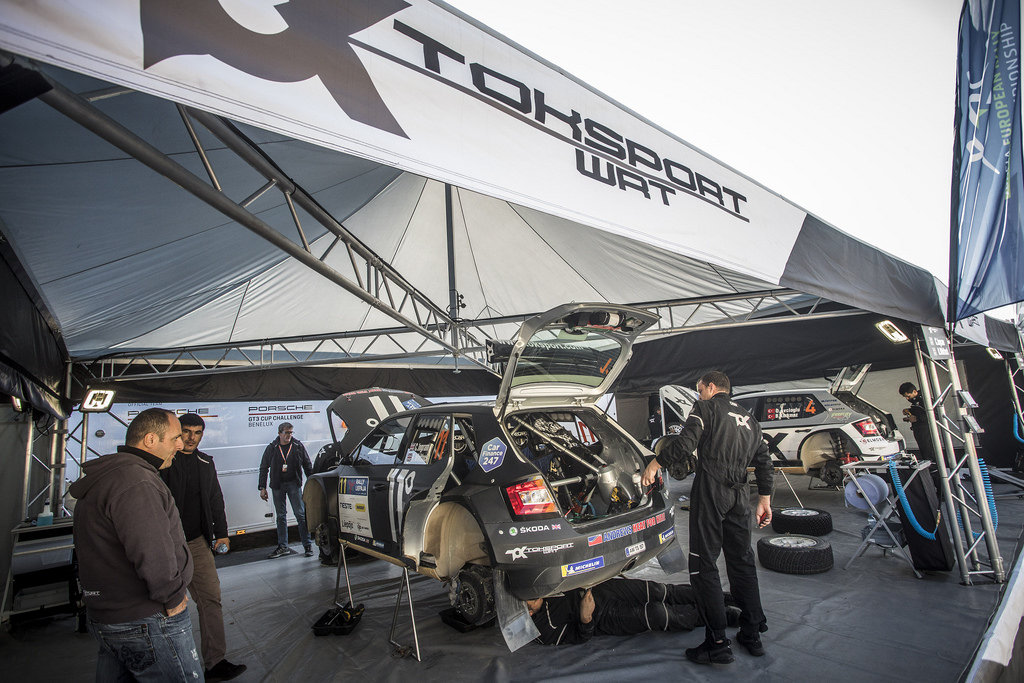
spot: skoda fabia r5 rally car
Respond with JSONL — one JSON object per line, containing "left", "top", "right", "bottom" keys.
{"left": 303, "top": 303, "right": 676, "bottom": 626}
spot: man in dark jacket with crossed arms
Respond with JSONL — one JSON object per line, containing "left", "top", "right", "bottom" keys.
{"left": 642, "top": 370, "right": 773, "bottom": 665}
{"left": 161, "top": 413, "right": 246, "bottom": 681}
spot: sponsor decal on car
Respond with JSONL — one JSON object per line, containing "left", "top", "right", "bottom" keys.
{"left": 588, "top": 534, "right": 603, "bottom": 546}
{"left": 659, "top": 527, "right": 675, "bottom": 544}
{"left": 479, "top": 437, "right": 507, "bottom": 472}
{"left": 342, "top": 477, "right": 368, "bottom": 495}
{"left": 372, "top": 540, "right": 385, "bottom": 549}
{"left": 353, "top": 535, "right": 371, "bottom": 544}
{"left": 339, "top": 476, "right": 372, "bottom": 536}
{"left": 402, "top": 399, "right": 421, "bottom": 410}
{"left": 625, "top": 541, "right": 646, "bottom": 557}
{"left": 505, "top": 542, "right": 575, "bottom": 561}
{"left": 512, "top": 523, "right": 562, "bottom": 535}
{"left": 603, "top": 525, "right": 633, "bottom": 542}
{"left": 561, "top": 556, "right": 605, "bottom": 577}
{"left": 631, "top": 512, "right": 668, "bottom": 534}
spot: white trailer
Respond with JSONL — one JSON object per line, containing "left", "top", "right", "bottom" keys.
{"left": 74, "top": 401, "right": 332, "bottom": 535}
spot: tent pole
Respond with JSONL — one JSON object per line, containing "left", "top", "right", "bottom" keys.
{"left": 50, "top": 361, "right": 72, "bottom": 518}
{"left": 445, "top": 183, "right": 461, "bottom": 372}
{"left": 19, "top": 415, "right": 35, "bottom": 523}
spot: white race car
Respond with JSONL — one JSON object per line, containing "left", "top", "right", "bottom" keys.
{"left": 660, "top": 367, "right": 903, "bottom": 487}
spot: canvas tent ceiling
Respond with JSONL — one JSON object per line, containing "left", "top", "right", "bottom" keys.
{"left": 0, "top": 1, "right": 1018, "bottom": 417}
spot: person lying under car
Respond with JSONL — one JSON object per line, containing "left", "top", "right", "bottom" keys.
{"left": 527, "top": 577, "right": 741, "bottom": 645}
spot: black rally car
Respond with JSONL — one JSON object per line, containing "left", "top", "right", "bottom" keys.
{"left": 303, "top": 303, "right": 675, "bottom": 625}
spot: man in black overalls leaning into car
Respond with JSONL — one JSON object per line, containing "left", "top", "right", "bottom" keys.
{"left": 642, "top": 370, "right": 773, "bottom": 665}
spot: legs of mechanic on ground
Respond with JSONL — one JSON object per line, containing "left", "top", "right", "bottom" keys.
{"left": 269, "top": 480, "right": 313, "bottom": 558}
{"left": 589, "top": 577, "right": 740, "bottom": 635}
{"left": 687, "top": 477, "right": 768, "bottom": 664}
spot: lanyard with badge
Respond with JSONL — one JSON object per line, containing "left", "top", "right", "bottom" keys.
{"left": 278, "top": 443, "right": 292, "bottom": 472}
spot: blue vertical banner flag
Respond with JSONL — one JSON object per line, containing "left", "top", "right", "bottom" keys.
{"left": 951, "top": 0, "right": 1024, "bottom": 322}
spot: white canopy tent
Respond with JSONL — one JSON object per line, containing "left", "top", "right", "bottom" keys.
{"left": 0, "top": 0, "right": 1015, "bottom": 416}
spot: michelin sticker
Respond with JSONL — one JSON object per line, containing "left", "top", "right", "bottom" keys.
{"left": 659, "top": 528, "right": 676, "bottom": 544}
{"left": 561, "top": 556, "right": 605, "bottom": 577}
{"left": 479, "top": 437, "right": 507, "bottom": 472}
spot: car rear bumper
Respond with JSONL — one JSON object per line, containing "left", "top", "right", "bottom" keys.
{"left": 487, "top": 499, "right": 676, "bottom": 599}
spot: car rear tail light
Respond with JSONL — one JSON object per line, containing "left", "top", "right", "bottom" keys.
{"left": 853, "top": 419, "right": 879, "bottom": 437}
{"left": 506, "top": 477, "right": 557, "bottom": 516}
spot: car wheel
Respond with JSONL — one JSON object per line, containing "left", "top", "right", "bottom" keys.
{"left": 757, "top": 535, "right": 833, "bottom": 574}
{"left": 770, "top": 507, "right": 833, "bottom": 536}
{"left": 316, "top": 517, "right": 341, "bottom": 566}
{"left": 453, "top": 565, "right": 495, "bottom": 625}
{"left": 819, "top": 460, "right": 845, "bottom": 487}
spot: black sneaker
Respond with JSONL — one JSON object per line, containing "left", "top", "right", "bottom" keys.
{"left": 736, "top": 630, "right": 766, "bottom": 657}
{"left": 685, "top": 638, "right": 734, "bottom": 665}
{"left": 304, "top": 546, "right": 314, "bottom": 557}
{"left": 204, "top": 659, "right": 247, "bottom": 681}
{"left": 268, "top": 545, "right": 292, "bottom": 559}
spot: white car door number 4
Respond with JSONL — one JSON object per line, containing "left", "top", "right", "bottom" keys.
{"left": 386, "top": 468, "right": 416, "bottom": 540}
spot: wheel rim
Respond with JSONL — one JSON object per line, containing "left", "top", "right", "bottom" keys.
{"left": 768, "top": 536, "right": 817, "bottom": 549}
{"left": 780, "top": 508, "right": 819, "bottom": 517}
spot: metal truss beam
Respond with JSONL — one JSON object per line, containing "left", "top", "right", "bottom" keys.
{"left": 34, "top": 70, "right": 493, "bottom": 374}
{"left": 75, "top": 289, "right": 856, "bottom": 382}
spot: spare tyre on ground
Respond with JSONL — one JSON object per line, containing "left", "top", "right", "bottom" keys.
{"left": 757, "top": 535, "right": 834, "bottom": 574}
{"left": 770, "top": 507, "right": 833, "bottom": 536}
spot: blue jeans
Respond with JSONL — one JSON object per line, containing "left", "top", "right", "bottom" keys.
{"left": 88, "top": 609, "right": 202, "bottom": 681}
{"left": 272, "top": 479, "right": 310, "bottom": 548}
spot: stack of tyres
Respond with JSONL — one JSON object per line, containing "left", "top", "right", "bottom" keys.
{"left": 758, "top": 507, "right": 834, "bottom": 575}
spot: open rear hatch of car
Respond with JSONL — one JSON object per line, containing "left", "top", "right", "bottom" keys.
{"left": 488, "top": 303, "right": 659, "bottom": 524}
{"left": 828, "top": 365, "right": 899, "bottom": 440}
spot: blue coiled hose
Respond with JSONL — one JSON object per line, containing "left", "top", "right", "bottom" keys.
{"left": 888, "top": 460, "right": 936, "bottom": 540}
{"left": 1013, "top": 414, "right": 1024, "bottom": 445}
{"left": 951, "top": 458, "right": 999, "bottom": 538}
{"left": 977, "top": 458, "right": 998, "bottom": 529}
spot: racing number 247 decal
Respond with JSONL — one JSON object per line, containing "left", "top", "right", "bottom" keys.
{"left": 386, "top": 468, "right": 416, "bottom": 540}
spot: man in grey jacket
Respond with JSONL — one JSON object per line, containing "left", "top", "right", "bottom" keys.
{"left": 70, "top": 408, "right": 200, "bottom": 681}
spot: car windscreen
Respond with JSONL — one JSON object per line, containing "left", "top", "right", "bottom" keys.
{"left": 353, "top": 416, "right": 413, "bottom": 465}
{"left": 511, "top": 330, "right": 621, "bottom": 389}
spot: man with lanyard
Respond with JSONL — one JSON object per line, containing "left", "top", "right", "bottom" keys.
{"left": 259, "top": 421, "right": 314, "bottom": 558}
{"left": 160, "top": 413, "right": 246, "bottom": 681}
{"left": 642, "top": 370, "right": 773, "bottom": 665}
